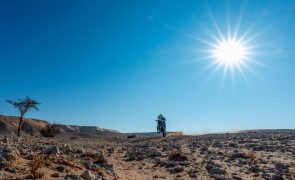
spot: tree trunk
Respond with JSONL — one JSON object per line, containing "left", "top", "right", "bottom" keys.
{"left": 17, "top": 116, "right": 23, "bottom": 137}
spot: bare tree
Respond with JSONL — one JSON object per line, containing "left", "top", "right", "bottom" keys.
{"left": 7, "top": 97, "right": 40, "bottom": 137}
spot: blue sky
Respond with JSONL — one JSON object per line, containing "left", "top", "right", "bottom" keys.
{"left": 1, "top": 0, "right": 295, "bottom": 133}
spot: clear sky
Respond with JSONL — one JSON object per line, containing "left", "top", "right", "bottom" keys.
{"left": 1, "top": 0, "right": 295, "bottom": 134}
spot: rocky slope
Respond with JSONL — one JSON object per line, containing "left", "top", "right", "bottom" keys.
{"left": 0, "top": 115, "right": 120, "bottom": 137}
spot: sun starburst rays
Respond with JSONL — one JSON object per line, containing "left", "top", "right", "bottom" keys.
{"left": 173, "top": 8, "right": 269, "bottom": 87}
{"left": 195, "top": 16, "right": 265, "bottom": 85}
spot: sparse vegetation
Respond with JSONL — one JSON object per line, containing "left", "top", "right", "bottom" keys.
{"left": 30, "top": 155, "right": 44, "bottom": 179}
{"left": 40, "top": 124, "right": 61, "bottom": 137}
{"left": 6, "top": 97, "right": 40, "bottom": 137}
{"left": 127, "top": 134, "right": 136, "bottom": 139}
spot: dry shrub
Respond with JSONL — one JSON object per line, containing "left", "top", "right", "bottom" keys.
{"left": 127, "top": 134, "right": 136, "bottom": 139}
{"left": 168, "top": 132, "right": 184, "bottom": 137}
{"left": 40, "top": 124, "right": 61, "bottom": 137}
{"left": 30, "top": 155, "right": 44, "bottom": 179}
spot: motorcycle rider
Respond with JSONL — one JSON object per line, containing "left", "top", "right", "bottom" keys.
{"left": 156, "top": 114, "right": 166, "bottom": 134}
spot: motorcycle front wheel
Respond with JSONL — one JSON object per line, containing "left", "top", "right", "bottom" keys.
{"left": 162, "top": 131, "right": 166, "bottom": 137}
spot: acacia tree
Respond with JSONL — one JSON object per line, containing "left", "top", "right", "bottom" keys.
{"left": 7, "top": 97, "right": 40, "bottom": 137}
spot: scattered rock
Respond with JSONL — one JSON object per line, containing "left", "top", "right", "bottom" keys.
{"left": 62, "top": 144, "right": 72, "bottom": 153}
{"left": 0, "top": 147, "right": 19, "bottom": 162}
{"left": 81, "top": 170, "right": 96, "bottom": 180}
{"left": 0, "top": 129, "right": 295, "bottom": 179}
{"left": 200, "top": 146, "right": 208, "bottom": 153}
{"left": 24, "top": 153, "right": 33, "bottom": 160}
{"left": 168, "top": 151, "right": 188, "bottom": 161}
{"left": 56, "top": 165, "right": 66, "bottom": 172}
{"left": 206, "top": 160, "right": 226, "bottom": 175}
{"left": 93, "top": 152, "right": 108, "bottom": 164}
{"left": 43, "top": 146, "right": 60, "bottom": 155}
{"left": 248, "top": 165, "right": 261, "bottom": 173}
{"left": 274, "top": 162, "right": 289, "bottom": 173}
{"left": 126, "top": 147, "right": 161, "bottom": 161}
{"left": 188, "top": 168, "right": 198, "bottom": 178}
{"left": 168, "top": 166, "right": 184, "bottom": 174}
{"left": 271, "top": 174, "right": 284, "bottom": 180}
{"left": 51, "top": 173, "right": 59, "bottom": 177}
{"left": 210, "top": 174, "right": 227, "bottom": 180}
{"left": 5, "top": 167, "right": 16, "bottom": 173}
{"left": 84, "top": 161, "right": 99, "bottom": 170}
{"left": 2, "top": 138, "right": 9, "bottom": 144}
{"left": 230, "top": 152, "right": 250, "bottom": 159}
{"left": 65, "top": 174, "right": 82, "bottom": 180}
{"left": 232, "top": 175, "right": 243, "bottom": 180}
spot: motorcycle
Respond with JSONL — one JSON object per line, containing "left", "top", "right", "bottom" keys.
{"left": 156, "top": 120, "right": 166, "bottom": 137}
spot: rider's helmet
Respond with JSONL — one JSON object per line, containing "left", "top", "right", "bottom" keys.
{"left": 158, "top": 114, "right": 163, "bottom": 119}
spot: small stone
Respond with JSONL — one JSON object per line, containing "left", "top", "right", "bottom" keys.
{"left": 230, "top": 152, "right": 250, "bottom": 159}
{"left": 43, "top": 146, "right": 60, "bottom": 155}
{"left": 248, "top": 165, "right": 260, "bottom": 173}
{"left": 51, "top": 173, "right": 59, "bottom": 177}
{"left": 80, "top": 170, "right": 96, "bottom": 180}
{"left": 274, "top": 162, "right": 289, "bottom": 172}
{"left": 188, "top": 168, "right": 198, "bottom": 178}
{"left": 5, "top": 167, "right": 16, "bottom": 173}
{"left": 56, "top": 165, "right": 66, "bottom": 172}
{"left": 0, "top": 147, "right": 19, "bottom": 162}
{"left": 62, "top": 144, "right": 72, "bottom": 153}
{"left": 271, "top": 174, "right": 283, "bottom": 180}
{"left": 200, "top": 146, "right": 208, "bottom": 153}
{"left": 84, "top": 162, "right": 99, "bottom": 170}
{"left": 168, "top": 151, "right": 188, "bottom": 161}
{"left": 24, "top": 154, "right": 33, "bottom": 160}
{"left": 168, "top": 166, "right": 184, "bottom": 174}
{"left": 206, "top": 161, "right": 226, "bottom": 175}
{"left": 232, "top": 175, "right": 243, "bottom": 180}
{"left": 74, "top": 149, "right": 85, "bottom": 154}
{"left": 2, "top": 138, "right": 9, "bottom": 143}
{"left": 65, "top": 174, "right": 82, "bottom": 180}
{"left": 0, "top": 157, "right": 6, "bottom": 162}
{"left": 210, "top": 174, "right": 227, "bottom": 180}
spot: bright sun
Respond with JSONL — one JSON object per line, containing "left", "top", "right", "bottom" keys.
{"left": 189, "top": 14, "right": 261, "bottom": 80}
{"left": 213, "top": 39, "right": 248, "bottom": 67}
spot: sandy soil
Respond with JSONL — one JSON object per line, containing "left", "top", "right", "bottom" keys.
{"left": 0, "top": 130, "right": 294, "bottom": 180}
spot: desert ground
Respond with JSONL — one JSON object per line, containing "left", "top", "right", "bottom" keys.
{"left": 1, "top": 129, "right": 295, "bottom": 180}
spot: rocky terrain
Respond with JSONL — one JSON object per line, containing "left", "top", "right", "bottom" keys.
{"left": 1, "top": 129, "right": 294, "bottom": 179}
{"left": 0, "top": 115, "right": 120, "bottom": 137}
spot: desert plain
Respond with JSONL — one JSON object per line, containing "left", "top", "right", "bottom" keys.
{"left": 0, "top": 115, "right": 295, "bottom": 180}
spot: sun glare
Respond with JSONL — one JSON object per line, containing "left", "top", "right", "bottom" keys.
{"left": 213, "top": 39, "right": 248, "bottom": 67}
{"left": 185, "top": 10, "right": 265, "bottom": 83}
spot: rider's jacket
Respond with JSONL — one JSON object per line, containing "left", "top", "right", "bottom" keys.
{"left": 157, "top": 117, "right": 166, "bottom": 128}
{"left": 159, "top": 117, "right": 166, "bottom": 121}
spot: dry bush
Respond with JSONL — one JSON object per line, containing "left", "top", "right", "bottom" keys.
{"left": 168, "top": 132, "right": 184, "bottom": 137}
{"left": 30, "top": 155, "right": 44, "bottom": 179}
{"left": 40, "top": 124, "right": 61, "bottom": 137}
{"left": 127, "top": 134, "right": 136, "bottom": 139}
